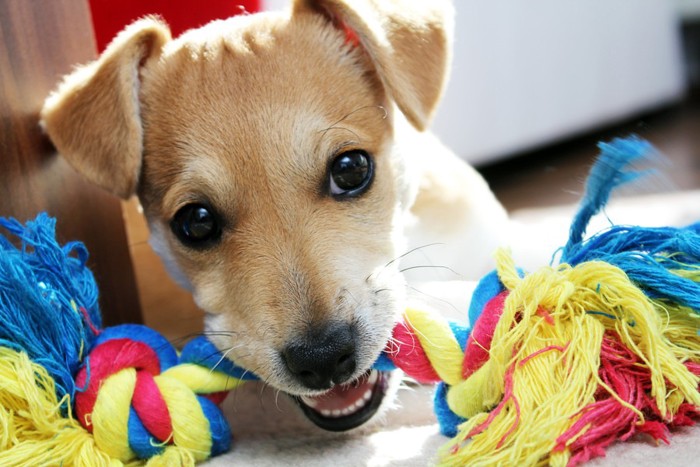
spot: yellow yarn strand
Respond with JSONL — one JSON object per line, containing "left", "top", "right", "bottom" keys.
{"left": 659, "top": 303, "right": 700, "bottom": 361}
{"left": 92, "top": 369, "right": 137, "bottom": 461}
{"left": 440, "top": 249, "right": 700, "bottom": 466}
{"left": 162, "top": 363, "right": 245, "bottom": 393}
{"left": 446, "top": 364, "right": 498, "bottom": 419}
{"left": 144, "top": 446, "right": 196, "bottom": 467}
{"left": 0, "top": 348, "right": 121, "bottom": 467}
{"left": 404, "top": 307, "right": 464, "bottom": 386}
{"left": 155, "top": 373, "right": 212, "bottom": 461}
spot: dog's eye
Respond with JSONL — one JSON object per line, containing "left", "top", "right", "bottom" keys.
{"left": 170, "top": 204, "right": 221, "bottom": 246}
{"left": 329, "top": 150, "right": 373, "bottom": 198}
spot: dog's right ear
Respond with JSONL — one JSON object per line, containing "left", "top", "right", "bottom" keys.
{"left": 41, "top": 18, "right": 170, "bottom": 199}
{"left": 292, "top": 0, "right": 453, "bottom": 132}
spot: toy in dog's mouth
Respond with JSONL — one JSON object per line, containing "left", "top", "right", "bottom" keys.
{"left": 294, "top": 369, "right": 389, "bottom": 431}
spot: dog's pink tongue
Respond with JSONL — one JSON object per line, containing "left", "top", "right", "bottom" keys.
{"left": 317, "top": 383, "right": 369, "bottom": 411}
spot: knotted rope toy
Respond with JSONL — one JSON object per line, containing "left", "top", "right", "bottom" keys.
{"left": 1, "top": 136, "right": 698, "bottom": 466}
{"left": 392, "top": 137, "right": 700, "bottom": 466}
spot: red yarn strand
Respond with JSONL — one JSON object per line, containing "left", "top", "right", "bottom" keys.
{"left": 132, "top": 371, "right": 173, "bottom": 442}
{"left": 75, "top": 339, "right": 161, "bottom": 431}
{"left": 385, "top": 322, "right": 441, "bottom": 383}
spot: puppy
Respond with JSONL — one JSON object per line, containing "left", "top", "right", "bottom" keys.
{"left": 41, "top": 0, "right": 508, "bottom": 432}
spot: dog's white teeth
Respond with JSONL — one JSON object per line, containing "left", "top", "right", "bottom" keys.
{"left": 301, "top": 396, "right": 319, "bottom": 408}
{"left": 354, "top": 397, "right": 367, "bottom": 410}
{"left": 303, "top": 371, "right": 382, "bottom": 419}
{"left": 314, "top": 400, "right": 368, "bottom": 419}
{"left": 322, "top": 404, "right": 362, "bottom": 418}
{"left": 368, "top": 371, "right": 379, "bottom": 385}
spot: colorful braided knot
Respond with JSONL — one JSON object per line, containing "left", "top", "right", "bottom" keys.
{"left": 73, "top": 324, "right": 257, "bottom": 462}
{"left": 70, "top": 316, "right": 463, "bottom": 464}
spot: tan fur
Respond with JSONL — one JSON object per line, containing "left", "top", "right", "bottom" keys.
{"left": 293, "top": 0, "right": 453, "bottom": 130}
{"left": 40, "top": 0, "right": 506, "bottom": 397}
{"left": 42, "top": 19, "right": 171, "bottom": 198}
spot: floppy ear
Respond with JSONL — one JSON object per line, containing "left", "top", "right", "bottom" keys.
{"left": 293, "top": 0, "right": 453, "bottom": 131}
{"left": 41, "top": 17, "right": 171, "bottom": 199}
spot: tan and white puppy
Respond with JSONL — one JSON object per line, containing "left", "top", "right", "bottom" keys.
{"left": 41, "top": 0, "right": 507, "bottom": 431}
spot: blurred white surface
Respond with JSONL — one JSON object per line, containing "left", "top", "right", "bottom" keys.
{"left": 432, "top": 0, "right": 686, "bottom": 164}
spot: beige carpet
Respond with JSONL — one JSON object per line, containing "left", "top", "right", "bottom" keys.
{"left": 204, "top": 191, "right": 700, "bottom": 466}
{"left": 206, "top": 383, "right": 700, "bottom": 467}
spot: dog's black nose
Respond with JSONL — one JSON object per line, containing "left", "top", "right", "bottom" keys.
{"left": 282, "top": 323, "right": 357, "bottom": 390}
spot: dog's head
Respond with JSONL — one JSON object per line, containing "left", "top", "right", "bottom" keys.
{"left": 42, "top": 0, "right": 452, "bottom": 431}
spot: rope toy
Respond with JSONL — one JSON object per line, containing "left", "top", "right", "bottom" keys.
{"left": 1, "top": 137, "right": 698, "bottom": 466}
{"left": 383, "top": 137, "right": 700, "bottom": 466}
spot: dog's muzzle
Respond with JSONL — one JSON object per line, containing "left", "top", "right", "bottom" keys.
{"left": 282, "top": 323, "right": 357, "bottom": 390}
{"left": 282, "top": 322, "right": 390, "bottom": 431}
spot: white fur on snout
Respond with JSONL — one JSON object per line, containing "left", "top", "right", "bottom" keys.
{"left": 351, "top": 278, "right": 404, "bottom": 375}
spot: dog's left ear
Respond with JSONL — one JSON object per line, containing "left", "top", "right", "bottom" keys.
{"left": 293, "top": 0, "right": 453, "bottom": 131}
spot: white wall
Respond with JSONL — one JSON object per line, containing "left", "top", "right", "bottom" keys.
{"left": 433, "top": 1, "right": 685, "bottom": 164}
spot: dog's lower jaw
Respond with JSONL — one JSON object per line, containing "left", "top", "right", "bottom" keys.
{"left": 290, "top": 304, "right": 403, "bottom": 432}
{"left": 293, "top": 368, "right": 394, "bottom": 432}
{"left": 203, "top": 309, "right": 400, "bottom": 432}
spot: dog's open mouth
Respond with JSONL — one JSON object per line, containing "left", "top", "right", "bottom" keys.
{"left": 294, "top": 369, "right": 389, "bottom": 431}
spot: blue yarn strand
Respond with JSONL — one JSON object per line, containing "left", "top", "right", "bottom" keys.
{"left": 180, "top": 336, "right": 259, "bottom": 381}
{"left": 198, "top": 395, "right": 232, "bottom": 456}
{"left": 128, "top": 407, "right": 166, "bottom": 459}
{"left": 434, "top": 382, "right": 466, "bottom": 437}
{"left": 564, "top": 224, "right": 700, "bottom": 266}
{"left": 562, "top": 224, "right": 700, "bottom": 312}
{"left": 0, "top": 213, "right": 101, "bottom": 409}
{"left": 562, "top": 136, "right": 656, "bottom": 260}
{"left": 556, "top": 136, "right": 700, "bottom": 315}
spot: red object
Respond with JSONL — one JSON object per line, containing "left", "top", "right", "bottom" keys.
{"left": 462, "top": 291, "right": 508, "bottom": 378}
{"left": 340, "top": 21, "right": 360, "bottom": 48}
{"left": 384, "top": 321, "right": 442, "bottom": 383}
{"left": 554, "top": 333, "right": 700, "bottom": 466}
{"left": 88, "top": 0, "right": 260, "bottom": 52}
{"left": 74, "top": 338, "right": 165, "bottom": 434}
{"left": 132, "top": 370, "right": 173, "bottom": 442}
